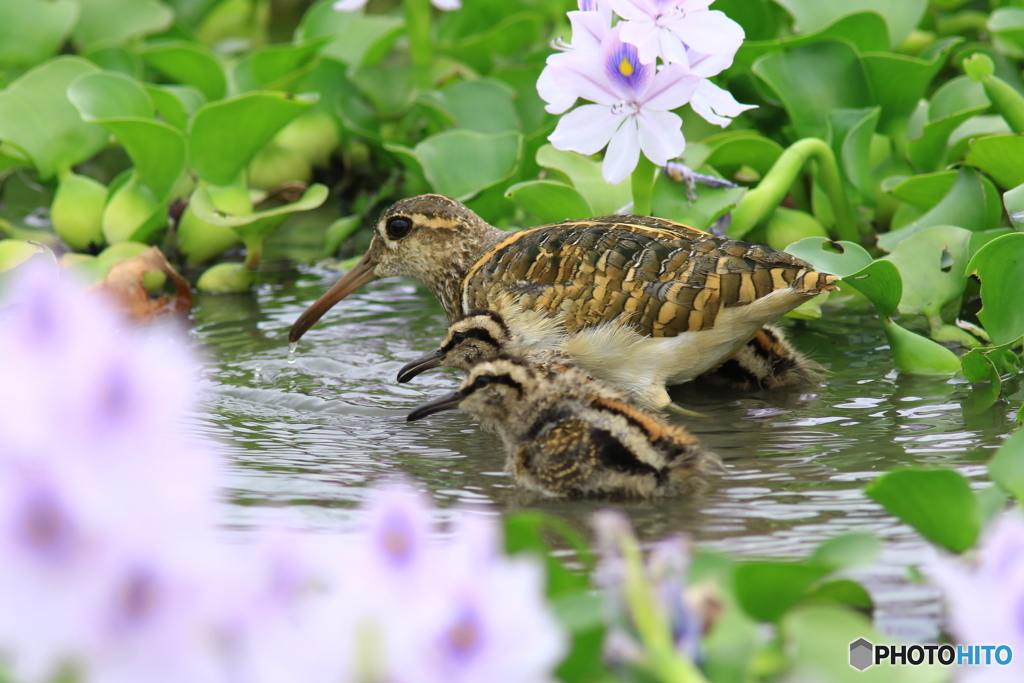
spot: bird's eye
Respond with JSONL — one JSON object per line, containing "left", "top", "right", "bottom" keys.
{"left": 385, "top": 216, "right": 413, "bottom": 240}
{"left": 473, "top": 375, "right": 493, "bottom": 389}
{"left": 453, "top": 332, "right": 467, "bottom": 343}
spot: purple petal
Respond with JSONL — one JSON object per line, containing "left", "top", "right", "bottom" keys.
{"left": 603, "top": 116, "right": 641, "bottom": 183}
{"left": 549, "top": 104, "right": 622, "bottom": 155}
{"left": 668, "top": 10, "right": 744, "bottom": 57}
{"left": 603, "top": 31, "right": 653, "bottom": 100}
{"left": 639, "top": 65, "right": 700, "bottom": 111}
{"left": 636, "top": 109, "right": 685, "bottom": 166}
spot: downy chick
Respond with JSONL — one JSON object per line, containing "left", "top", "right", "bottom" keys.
{"left": 406, "top": 356, "right": 722, "bottom": 499}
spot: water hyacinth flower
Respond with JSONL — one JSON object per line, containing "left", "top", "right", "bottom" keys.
{"left": 333, "top": 0, "right": 461, "bottom": 12}
{"left": 612, "top": 0, "right": 744, "bottom": 69}
{"left": 545, "top": 25, "right": 701, "bottom": 183}
{"left": 927, "top": 511, "right": 1024, "bottom": 682}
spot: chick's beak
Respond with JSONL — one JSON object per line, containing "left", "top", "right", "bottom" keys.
{"left": 289, "top": 252, "right": 377, "bottom": 342}
{"left": 406, "top": 390, "right": 465, "bottom": 422}
{"left": 396, "top": 349, "right": 445, "bottom": 383}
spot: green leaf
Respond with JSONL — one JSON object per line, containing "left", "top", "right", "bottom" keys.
{"left": 0, "top": 0, "right": 77, "bottom": 69}
{"left": 196, "top": 261, "right": 255, "bottom": 293}
{"left": 966, "top": 232, "right": 1024, "bottom": 346}
{"left": 234, "top": 37, "right": 331, "bottom": 93}
{"left": 189, "top": 92, "right": 317, "bottom": 186}
{"left": 988, "top": 428, "right": 1024, "bottom": 503}
{"left": 771, "top": 0, "right": 927, "bottom": 48}
{"left": 882, "top": 318, "right": 962, "bottom": 376}
{"left": 145, "top": 85, "right": 205, "bottom": 132}
{"left": 965, "top": 134, "right": 1024, "bottom": 190}
{"left": 883, "top": 224, "right": 972, "bottom": 317}
{"left": 697, "top": 131, "right": 784, "bottom": 179}
{"left": 69, "top": 74, "right": 186, "bottom": 202}
{"left": 440, "top": 79, "right": 520, "bottom": 134}
{"left": 72, "top": 0, "right": 173, "bottom": 51}
{"left": 535, "top": 144, "right": 631, "bottom": 216}
{"left": 783, "top": 605, "right": 948, "bottom": 682}
{"left": 141, "top": 41, "right": 227, "bottom": 102}
{"left": 882, "top": 171, "right": 957, "bottom": 210}
{"left": 810, "top": 533, "right": 880, "bottom": 571}
{"left": 990, "top": 8, "right": 1024, "bottom": 57}
{"left": 960, "top": 348, "right": 1001, "bottom": 414}
{"left": 414, "top": 130, "right": 521, "bottom": 201}
{"left": 844, "top": 259, "right": 902, "bottom": 317}
{"left": 69, "top": 72, "right": 154, "bottom": 120}
{"left": 879, "top": 167, "right": 995, "bottom": 251}
{"left": 829, "top": 107, "right": 880, "bottom": 203}
{"left": 735, "top": 11, "right": 889, "bottom": 72}
{"left": 189, "top": 183, "right": 329, "bottom": 240}
{"left": 101, "top": 177, "right": 166, "bottom": 244}
{"left": 1004, "top": 182, "right": 1024, "bottom": 229}
{"left": 907, "top": 76, "right": 989, "bottom": 172}
{"left": 734, "top": 561, "right": 832, "bottom": 622}
{"left": 298, "top": 4, "right": 403, "bottom": 69}
{"left": 350, "top": 64, "right": 416, "bottom": 117}
{"left": 652, "top": 173, "right": 746, "bottom": 232}
{"left": 802, "top": 579, "right": 874, "bottom": 612}
{"left": 785, "top": 237, "right": 873, "bottom": 278}
{"left": 0, "top": 57, "right": 107, "bottom": 180}
{"left": 753, "top": 41, "right": 872, "bottom": 141}
{"left": 862, "top": 38, "right": 963, "bottom": 128}
{"left": 505, "top": 180, "right": 592, "bottom": 224}
{"left": 865, "top": 468, "right": 980, "bottom": 552}
{"left": 438, "top": 12, "right": 542, "bottom": 73}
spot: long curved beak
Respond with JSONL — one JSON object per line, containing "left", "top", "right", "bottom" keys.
{"left": 289, "top": 253, "right": 377, "bottom": 343}
{"left": 396, "top": 349, "right": 446, "bottom": 383}
{"left": 407, "top": 390, "right": 465, "bottom": 422}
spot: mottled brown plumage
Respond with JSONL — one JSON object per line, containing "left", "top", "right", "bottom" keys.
{"left": 406, "top": 356, "right": 721, "bottom": 499}
{"left": 700, "top": 324, "right": 824, "bottom": 391}
{"left": 290, "top": 194, "right": 837, "bottom": 387}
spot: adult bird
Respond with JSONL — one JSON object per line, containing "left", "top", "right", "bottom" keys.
{"left": 290, "top": 194, "right": 836, "bottom": 389}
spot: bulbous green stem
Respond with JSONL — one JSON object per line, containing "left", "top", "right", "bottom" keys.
{"left": 404, "top": 0, "right": 434, "bottom": 90}
{"left": 935, "top": 11, "right": 989, "bottom": 38}
{"left": 631, "top": 156, "right": 657, "bottom": 216}
{"left": 242, "top": 235, "right": 262, "bottom": 271}
{"left": 729, "top": 138, "right": 863, "bottom": 245}
{"left": 619, "top": 530, "right": 708, "bottom": 683}
{"left": 981, "top": 75, "right": 1024, "bottom": 134}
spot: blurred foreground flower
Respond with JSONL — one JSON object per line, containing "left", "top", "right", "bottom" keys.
{"left": 927, "top": 511, "right": 1024, "bottom": 682}
{"left": 594, "top": 510, "right": 717, "bottom": 681}
{"left": 0, "top": 266, "right": 564, "bottom": 683}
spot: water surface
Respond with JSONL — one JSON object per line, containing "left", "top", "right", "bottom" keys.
{"left": 189, "top": 265, "right": 1019, "bottom": 643}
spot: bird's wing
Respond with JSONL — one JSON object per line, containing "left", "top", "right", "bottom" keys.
{"left": 464, "top": 216, "right": 836, "bottom": 337}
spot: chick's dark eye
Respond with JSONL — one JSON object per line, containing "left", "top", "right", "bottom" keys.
{"left": 385, "top": 216, "right": 412, "bottom": 239}
{"left": 453, "top": 332, "right": 466, "bottom": 343}
{"left": 473, "top": 375, "right": 493, "bottom": 389}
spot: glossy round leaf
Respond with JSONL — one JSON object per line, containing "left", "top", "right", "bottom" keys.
{"left": 414, "top": 130, "right": 521, "bottom": 201}
{"left": 72, "top": 0, "right": 173, "bottom": 51}
{"left": 967, "top": 232, "right": 1024, "bottom": 346}
{"left": 882, "top": 318, "right": 962, "bottom": 376}
{"left": 883, "top": 224, "right": 972, "bottom": 317}
{"left": 785, "top": 237, "right": 873, "bottom": 278}
{"left": 964, "top": 134, "right": 1024, "bottom": 189}
{"left": 0, "top": 57, "right": 107, "bottom": 180}
{"left": 882, "top": 170, "right": 957, "bottom": 210}
{"left": 0, "top": 0, "right": 77, "bottom": 69}
{"left": 440, "top": 79, "right": 520, "bottom": 134}
{"left": 142, "top": 41, "right": 227, "bottom": 102}
{"left": 189, "top": 183, "right": 329, "bottom": 241}
{"left": 505, "top": 180, "right": 592, "bottom": 224}
{"left": 862, "top": 38, "right": 962, "bottom": 127}
{"left": 735, "top": 11, "right": 889, "bottom": 72}
{"left": 734, "top": 561, "right": 832, "bottom": 622}
{"left": 988, "top": 428, "right": 1024, "bottom": 503}
{"left": 879, "top": 168, "right": 995, "bottom": 251}
{"left": 69, "top": 72, "right": 154, "bottom": 121}
{"left": 753, "top": 41, "right": 872, "bottom": 141}
{"left": 845, "top": 260, "right": 902, "bottom": 317}
{"left": 772, "top": 0, "right": 926, "bottom": 48}
{"left": 865, "top": 468, "right": 980, "bottom": 553}
{"left": 535, "top": 144, "right": 631, "bottom": 216}
{"left": 189, "top": 92, "right": 317, "bottom": 186}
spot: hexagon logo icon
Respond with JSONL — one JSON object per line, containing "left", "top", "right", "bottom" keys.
{"left": 850, "top": 638, "right": 874, "bottom": 671}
